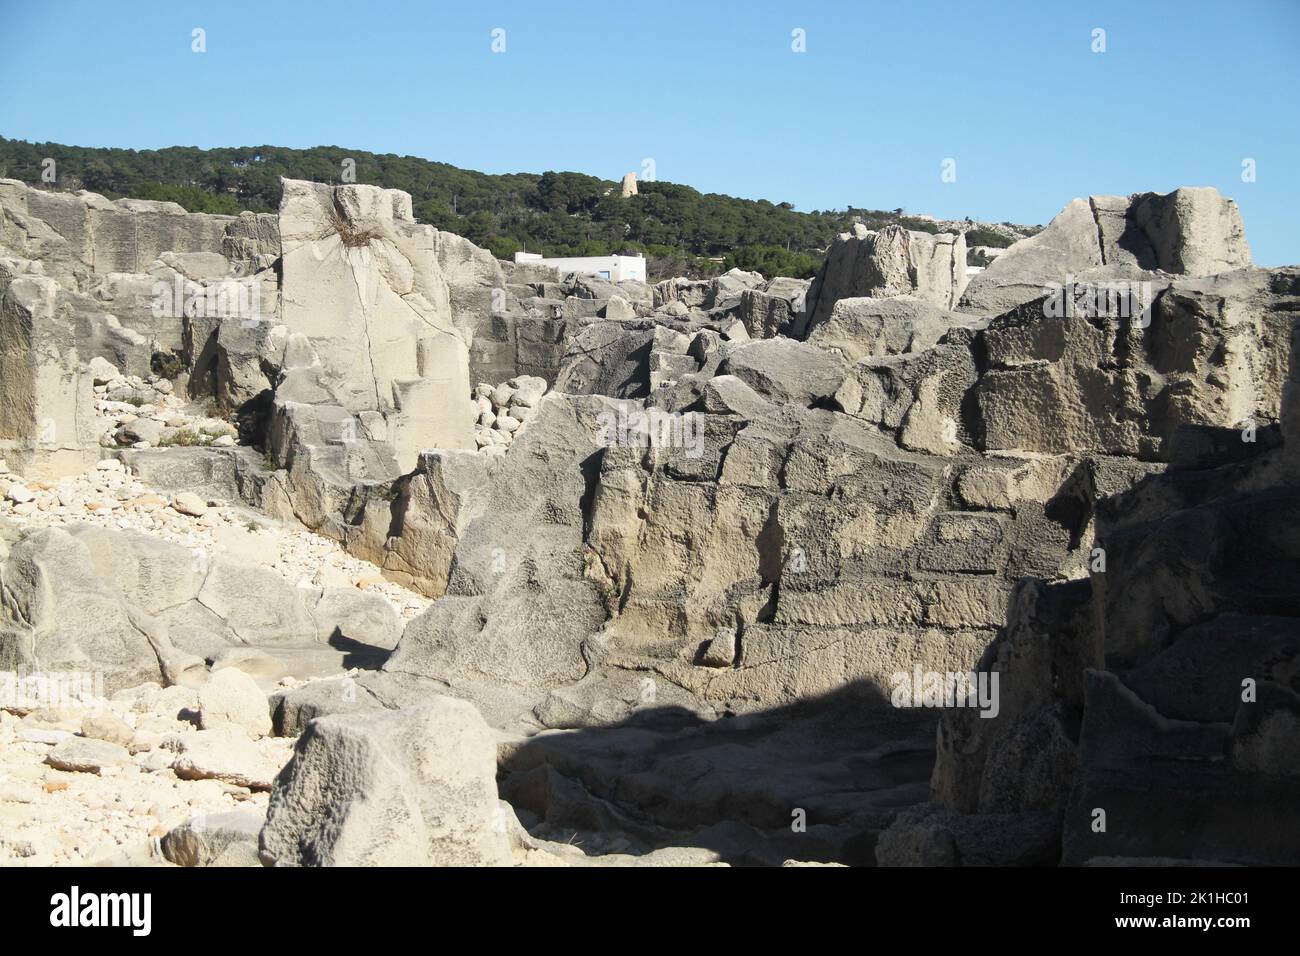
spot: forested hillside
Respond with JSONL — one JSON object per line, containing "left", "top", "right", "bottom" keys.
{"left": 0, "top": 137, "right": 1029, "bottom": 279}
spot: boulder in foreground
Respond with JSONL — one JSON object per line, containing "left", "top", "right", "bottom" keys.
{"left": 260, "top": 697, "right": 511, "bottom": 866}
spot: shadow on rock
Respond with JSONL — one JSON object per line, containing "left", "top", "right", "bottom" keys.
{"left": 498, "top": 679, "right": 940, "bottom": 867}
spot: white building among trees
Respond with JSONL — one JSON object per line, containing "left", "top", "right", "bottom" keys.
{"left": 514, "top": 251, "right": 646, "bottom": 282}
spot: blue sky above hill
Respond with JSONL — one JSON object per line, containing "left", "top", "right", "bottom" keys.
{"left": 1, "top": 0, "right": 1296, "bottom": 263}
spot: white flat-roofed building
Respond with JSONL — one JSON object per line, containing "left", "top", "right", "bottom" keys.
{"left": 514, "top": 251, "right": 646, "bottom": 283}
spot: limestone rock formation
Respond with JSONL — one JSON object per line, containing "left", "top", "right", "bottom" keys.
{"left": 960, "top": 187, "right": 1252, "bottom": 316}
{"left": 887, "top": 272, "right": 1300, "bottom": 866}
{"left": 801, "top": 224, "right": 968, "bottom": 334}
{"left": 974, "top": 268, "right": 1291, "bottom": 459}
{"left": 161, "top": 810, "right": 264, "bottom": 867}
{"left": 806, "top": 295, "right": 975, "bottom": 363}
{"left": 260, "top": 698, "right": 511, "bottom": 866}
{"left": 276, "top": 180, "right": 474, "bottom": 470}
{"left": 0, "top": 521, "right": 399, "bottom": 691}
{"left": 2, "top": 169, "right": 1294, "bottom": 869}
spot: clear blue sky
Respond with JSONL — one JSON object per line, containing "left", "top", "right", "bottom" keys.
{"left": 1, "top": 0, "right": 1296, "bottom": 264}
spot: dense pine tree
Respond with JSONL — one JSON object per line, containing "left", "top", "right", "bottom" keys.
{"left": 0, "top": 137, "right": 1023, "bottom": 279}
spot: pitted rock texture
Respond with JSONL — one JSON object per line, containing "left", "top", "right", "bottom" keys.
{"left": 2, "top": 175, "right": 1295, "bottom": 868}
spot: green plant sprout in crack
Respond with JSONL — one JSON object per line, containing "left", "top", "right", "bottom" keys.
{"left": 158, "top": 428, "right": 201, "bottom": 447}
{"left": 328, "top": 203, "right": 380, "bottom": 248}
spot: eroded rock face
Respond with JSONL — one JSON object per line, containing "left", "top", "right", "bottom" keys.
{"left": 580, "top": 393, "right": 1097, "bottom": 713}
{"left": 378, "top": 393, "right": 611, "bottom": 690}
{"left": 715, "top": 338, "right": 849, "bottom": 407}
{"left": 0, "top": 179, "right": 276, "bottom": 292}
{"left": 260, "top": 698, "right": 511, "bottom": 866}
{"left": 806, "top": 295, "right": 975, "bottom": 363}
{"left": 959, "top": 187, "right": 1252, "bottom": 316}
{"left": 277, "top": 181, "right": 473, "bottom": 465}
{"left": 0, "top": 521, "right": 398, "bottom": 691}
{"left": 738, "top": 277, "right": 809, "bottom": 339}
{"left": 919, "top": 414, "right": 1300, "bottom": 866}
{"left": 801, "top": 225, "right": 968, "bottom": 334}
{"left": 3, "top": 172, "right": 1293, "bottom": 867}
{"left": 842, "top": 334, "right": 980, "bottom": 457}
{"left": 1, "top": 261, "right": 119, "bottom": 476}
{"left": 0, "top": 179, "right": 280, "bottom": 475}
{"left": 266, "top": 191, "right": 1296, "bottom": 753}
{"left": 974, "top": 268, "right": 1297, "bottom": 459}
{"left": 654, "top": 268, "right": 766, "bottom": 312}
{"left": 554, "top": 320, "right": 658, "bottom": 399}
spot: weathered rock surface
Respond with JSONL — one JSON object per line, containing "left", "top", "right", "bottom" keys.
{"left": 168, "top": 724, "right": 279, "bottom": 790}
{"left": 45, "top": 736, "right": 130, "bottom": 774}
{"left": 802, "top": 224, "right": 968, "bottom": 334}
{"left": 197, "top": 667, "right": 272, "bottom": 738}
{"left": 919, "top": 364, "right": 1300, "bottom": 865}
{"left": 376, "top": 393, "right": 611, "bottom": 691}
{"left": 0, "top": 520, "right": 401, "bottom": 691}
{"left": 260, "top": 698, "right": 511, "bottom": 866}
{"left": 3, "top": 170, "right": 1293, "bottom": 869}
{"left": 806, "top": 295, "right": 976, "bottom": 362}
{"left": 974, "top": 268, "right": 1296, "bottom": 459}
{"left": 715, "top": 338, "right": 849, "bottom": 407}
{"left": 276, "top": 179, "right": 475, "bottom": 474}
{"left": 960, "top": 188, "right": 1252, "bottom": 316}
{"left": 161, "top": 809, "right": 264, "bottom": 867}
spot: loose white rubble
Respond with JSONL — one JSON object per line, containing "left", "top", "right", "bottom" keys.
{"left": 0, "top": 690, "right": 294, "bottom": 867}
{"left": 472, "top": 375, "right": 548, "bottom": 450}
{"left": 0, "top": 460, "right": 430, "bottom": 622}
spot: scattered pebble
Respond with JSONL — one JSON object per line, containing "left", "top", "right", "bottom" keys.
{"left": 0, "top": 463, "right": 431, "bottom": 622}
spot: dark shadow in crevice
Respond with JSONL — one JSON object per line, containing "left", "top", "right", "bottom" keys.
{"left": 327, "top": 626, "right": 392, "bottom": 671}
{"left": 500, "top": 678, "right": 941, "bottom": 867}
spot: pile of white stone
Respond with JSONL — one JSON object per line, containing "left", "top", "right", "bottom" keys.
{"left": 0, "top": 670, "right": 297, "bottom": 866}
{"left": 0, "top": 458, "right": 430, "bottom": 622}
{"left": 87, "top": 357, "right": 237, "bottom": 450}
{"left": 472, "top": 375, "right": 548, "bottom": 451}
